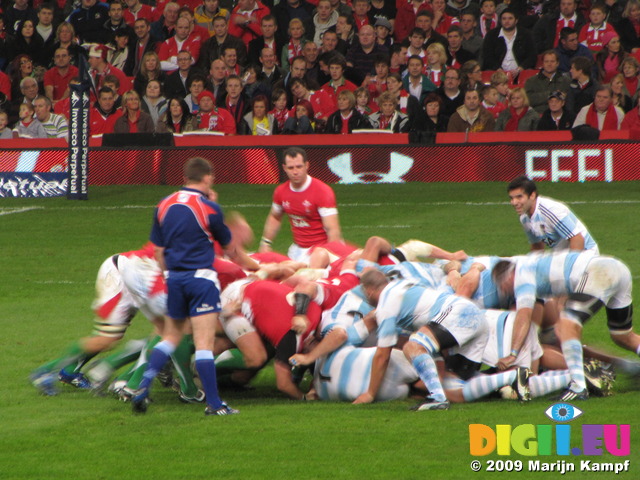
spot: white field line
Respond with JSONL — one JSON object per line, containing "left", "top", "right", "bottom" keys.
{"left": 0, "top": 206, "right": 44, "bottom": 216}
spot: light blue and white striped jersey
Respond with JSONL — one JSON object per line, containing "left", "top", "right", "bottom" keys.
{"left": 514, "top": 250, "right": 596, "bottom": 309}
{"left": 320, "top": 285, "right": 375, "bottom": 347}
{"left": 356, "top": 259, "right": 446, "bottom": 288}
{"left": 520, "top": 196, "right": 598, "bottom": 253}
{"left": 470, "top": 269, "right": 513, "bottom": 309}
{"left": 375, "top": 279, "right": 452, "bottom": 348}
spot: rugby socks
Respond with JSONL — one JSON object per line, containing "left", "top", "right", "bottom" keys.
{"left": 138, "top": 340, "right": 175, "bottom": 392}
{"left": 195, "top": 350, "right": 223, "bottom": 410}
{"left": 171, "top": 334, "right": 197, "bottom": 397}
{"left": 561, "top": 339, "right": 587, "bottom": 391}
{"left": 462, "top": 371, "right": 516, "bottom": 402}
{"left": 126, "top": 335, "right": 161, "bottom": 389}
{"left": 38, "top": 341, "right": 84, "bottom": 373}
{"left": 215, "top": 349, "right": 247, "bottom": 374}
{"left": 86, "top": 339, "right": 146, "bottom": 385}
{"left": 530, "top": 370, "right": 572, "bottom": 398}
{"left": 411, "top": 353, "right": 446, "bottom": 402}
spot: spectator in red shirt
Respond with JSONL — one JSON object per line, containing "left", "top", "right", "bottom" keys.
{"left": 196, "top": 89, "right": 236, "bottom": 133}
{"left": 90, "top": 86, "right": 123, "bottom": 135}
{"left": 44, "top": 48, "right": 79, "bottom": 104}
{"left": 228, "top": 0, "right": 270, "bottom": 48}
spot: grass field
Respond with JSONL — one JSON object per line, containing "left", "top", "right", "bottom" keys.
{"left": 1, "top": 180, "right": 639, "bottom": 480}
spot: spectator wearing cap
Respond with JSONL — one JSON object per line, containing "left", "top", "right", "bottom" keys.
{"left": 196, "top": 89, "right": 236, "bottom": 133}
{"left": 113, "top": 89, "right": 155, "bottom": 132}
{"left": 525, "top": 49, "right": 571, "bottom": 114}
{"left": 88, "top": 43, "right": 129, "bottom": 95}
{"left": 373, "top": 17, "right": 392, "bottom": 50}
{"left": 67, "top": 0, "right": 110, "bottom": 44}
{"left": 537, "top": 90, "right": 576, "bottom": 130}
{"left": 44, "top": 48, "right": 79, "bottom": 104}
{"left": 573, "top": 84, "right": 625, "bottom": 130}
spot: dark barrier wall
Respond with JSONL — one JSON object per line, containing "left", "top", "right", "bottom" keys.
{"left": 0, "top": 141, "right": 637, "bottom": 197}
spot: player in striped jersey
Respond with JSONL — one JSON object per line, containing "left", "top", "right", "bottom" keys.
{"left": 507, "top": 176, "right": 599, "bottom": 253}
{"left": 352, "top": 269, "right": 488, "bottom": 410}
{"left": 493, "top": 251, "right": 639, "bottom": 400}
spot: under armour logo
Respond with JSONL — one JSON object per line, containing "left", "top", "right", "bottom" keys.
{"left": 327, "top": 152, "right": 414, "bottom": 184}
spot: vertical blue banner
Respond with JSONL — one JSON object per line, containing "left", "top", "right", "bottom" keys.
{"left": 68, "top": 55, "right": 92, "bottom": 200}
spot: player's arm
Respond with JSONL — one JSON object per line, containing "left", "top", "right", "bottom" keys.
{"left": 321, "top": 213, "right": 342, "bottom": 242}
{"left": 530, "top": 242, "right": 545, "bottom": 251}
{"left": 568, "top": 233, "right": 585, "bottom": 251}
{"left": 273, "top": 359, "right": 305, "bottom": 399}
{"left": 289, "top": 326, "right": 348, "bottom": 366}
{"left": 455, "top": 263, "right": 484, "bottom": 299}
{"left": 223, "top": 243, "right": 260, "bottom": 271}
{"left": 497, "top": 307, "right": 533, "bottom": 370}
{"left": 353, "top": 346, "right": 392, "bottom": 404}
{"left": 259, "top": 207, "right": 283, "bottom": 252}
{"left": 153, "top": 244, "right": 167, "bottom": 272}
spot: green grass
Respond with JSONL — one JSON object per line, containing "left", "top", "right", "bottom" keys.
{"left": 1, "top": 181, "right": 639, "bottom": 479}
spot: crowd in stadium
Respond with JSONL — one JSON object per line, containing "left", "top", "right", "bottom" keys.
{"left": 3, "top": 0, "right": 640, "bottom": 139}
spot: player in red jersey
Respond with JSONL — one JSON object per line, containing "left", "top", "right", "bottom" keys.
{"left": 259, "top": 147, "right": 343, "bottom": 263}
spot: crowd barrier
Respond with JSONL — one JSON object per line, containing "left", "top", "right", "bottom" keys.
{"left": 0, "top": 133, "right": 638, "bottom": 198}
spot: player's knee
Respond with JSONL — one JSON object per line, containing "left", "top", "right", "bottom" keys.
{"left": 606, "top": 305, "right": 633, "bottom": 332}
{"left": 244, "top": 348, "right": 268, "bottom": 369}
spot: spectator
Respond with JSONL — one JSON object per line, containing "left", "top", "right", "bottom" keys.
{"left": 387, "top": 72, "right": 419, "bottom": 117}
{"left": 555, "top": 26, "right": 594, "bottom": 75}
{"left": 369, "top": 91, "right": 409, "bottom": 132}
{"left": 620, "top": 95, "right": 640, "bottom": 129}
{"left": 421, "top": 91, "right": 449, "bottom": 133}
{"left": 195, "top": 89, "right": 236, "bottom": 133}
{"left": 460, "top": 12, "right": 483, "bottom": 58}
{"left": 491, "top": 71, "right": 511, "bottom": 103}
{"left": 242, "top": 64, "right": 271, "bottom": 99}
{"left": 88, "top": 43, "right": 129, "bottom": 95}
{"left": 525, "top": 49, "right": 572, "bottom": 114}
{"left": 34, "top": 4, "right": 57, "bottom": 57}
{"left": 158, "top": 17, "right": 201, "bottom": 72}
{"left": 178, "top": 7, "right": 209, "bottom": 45}
{"left": 258, "top": 47, "right": 284, "bottom": 87}
{"left": 480, "top": 84, "right": 507, "bottom": 118}
{"left": 129, "top": 18, "right": 157, "bottom": 77}
{"left": 336, "top": 14, "right": 356, "bottom": 47}
{"left": 164, "top": 50, "right": 196, "bottom": 99}
{"left": 447, "top": 88, "right": 496, "bottom": 131}
{"left": 395, "top": 1, "right": 430, "bottom": 43}
{"left": 354, "top": 86, "right": 376, "bottom": 115}
{"left": 406, "top": 27, "right": 427, "bottom": 58}
{"left": 102, "top": 1, "right": 134, "bottom": 46}
{"left": 364, "top": 53, "right": 389, "bottom": 104}
{"left": 67, "top": 0, "right": 110, "bottom": 44}
{"left": 269, "top": 87, "right": 289, "bottom": 129}
{"left": 33, "top": 95, "right": 68, "bottom": 138}
{"left": 460, "top": 59, "right": 483, "bottom": 92}
{"left": 89, "top": 86, "right": 123, "bottom": 135}
{"left": 432, "top": 0, "right": 459, "bottom": 36}
{"left": 573, "top": 85, "right": 624, "bottom": 130}
{"left": 134, "top": 51, "right": 165, "bottom": 97}
{"left": 533, "top": 0, "right": 587, "bottom": 54}
{"left": 351, "top": 0, "right": 371, "bottom": 32}
{"left": 446, "top": 25, "right": 475, "bottom": 69}
{"left": 156, "top": 96, "right": 198, "bottom": 132}
{"left": 595, "top": 32, "right": 626, "bottom": 84}
{"left": 290, "top": 76, "right": 334, "bottom": 122}
{"left": 273, "top": 55, "right": 309, "bottom": 107}
{"left": 565, "top": 55, "right": 599, "bottom": 115}
{"left": 537, "top": 90, "right": 575, "bottom": 130}
{"left": 374, "top": 17, "right": 392, "bottom": 50}
{"left": 478, "top": 0, "right": 498, "bottom": 38}
{"left": 579, "top": 3, "right": 618, "bottom": 53}
{"left": 13, "top": 102, "right": 46, "bottom": 138}
{"left": 495, "top": 87, "right": 540, "bottom": 131}
{"left": 281, "top": 18, "right": 306, "bottom": 71}
{"left": 150, "top": 2, "right": 180, "bottom": 43}
{"left": 12, "top": 20, "right": 45, "bottom": 67}
{"left": 325, "top": 89, "right": 372, "bottom": 133}
{"left": 425, "top": 42, "right": 448, "bottom": 87}
{"left": 312, "top": 0, "right": 338, "bottom": 45}
{"left": 44, "top": 48, "right": 79, "bottom": 104}
{"left": 141, "top": 79, "right": 168, "bottom": 125}
{"left": 248, "top": 15, "right": 283, "bottom": 65}
{"left": 184, "top": 74, "right": 207, "bottom": 112}
{"left": 610, "top": 73, "right": 633, "bottom": 113}
{"left": 221, "top": 46, "right": 242, "bottom": 75}
{"left": 228, "top": 0, "right": 271, "bottom": 49}
{"left": 403, "top": 55, "right": 437, "bottom": 104}
{"left": 320, "top": 54, "right": 357, "bottom": 108}
{"left": 271, "top": 0, "right": 315, "bottom": 46}
{"left": 346, "top": 24, "right": 386, "bottom": 78}
{"left": 239, "top": 94, "right": 277, "bottom": 134}
{"left": 216, "top": 74, "right": 250, "bottom": 125}
{"left": 0, "top": 70, "right": 11, "bottom": 102}
{"left": 0, "top": 18, "right": 14, "bottom": 72}
{"left": 615, "top": 0, "right": 640, "bottom": 54}
{"left": 481, "top": 9, "right": 537, "bottom": 73}
{"left": 445, "top": 0, "right": 480, "bottom": 21}
{"left": 205, "top": 59, "right": 227, "bottom": 101}
{"left": 620, "top": 56, "right": 640, "bottom": 98}
{"left": 122, "top": 0, "right": 154, "bottom": 27}
{"left": 436, "top": 67, "right": 464, "bottom": 117}
{"left": 320, "top": 28, "right": 348, "bottom": 56}
{"left": 282, "top": 98, "right": 314, "bottom": 133}
{"left": 102, "top": 75, "right": 122, "bottom": 108}
{"left": 114, "top": 89, "right": 155, "bottom": 132}
{"left": 107, "top": 29, "right": 132, "bottom": 73}
{"left": 0, "top": 111, "right": 14, "bottom": 139}
{"left": 5, "top": 0, "right": 38, "bottom": 37}
{"left": 194, "top": 0, "right": 231, "bottom": 38}
{"left": 9, "top": 55, "right": 40, "bottom": 104}
{"left": 302, "top": 40, "right": 321, "bottom": 85}
{"left": 389, "top": 43, "right": 408, "bottom": 75}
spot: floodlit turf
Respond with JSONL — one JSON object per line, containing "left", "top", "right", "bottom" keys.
{"left": 1, "top": 181, "right": 639, "bottom": 479}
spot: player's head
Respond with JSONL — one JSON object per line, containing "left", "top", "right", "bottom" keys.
{"left": 184, "top": 157, "right": 213, "bottom": 185}
{"left": 282, "top": 147, "right": 309, "bottom": 188}
{"left": 226, "top": 211, "right": 254, "bottom": 248}
{"left": 491, "top": 260, "right": 515, "bottom": 295}
{"left": 507, "top": 176, "right": 538, "bottom": 216}
{"left": 360, "top": 269, "right": 388, "bottom": 306}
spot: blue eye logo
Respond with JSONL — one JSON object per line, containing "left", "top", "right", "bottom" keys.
{"left": 545, "top": 403, "right": 583, "bottom": 422}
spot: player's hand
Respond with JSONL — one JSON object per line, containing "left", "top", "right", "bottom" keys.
{"left": 497, "top": 356, "right": 516, "bottom": 371}
{"left": 305, "top": 388, "right": 319, "bottom": 401}
{"left": 353, "top": 392, "right": 374, "bottom": 404}
{"left": 291, "top": 314, "right": 309, "bottom": 334}
{"left": 207, "top": 188, "right": 218, "bottom": 202}
{"left": 452, "top": 250, "right": 468, "bottom": 261}
{"left": 289, "top": 353, "right": 311, "bottom": 367}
